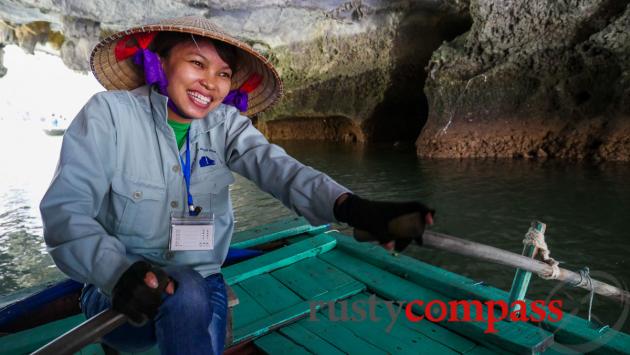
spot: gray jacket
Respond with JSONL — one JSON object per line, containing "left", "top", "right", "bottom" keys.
{"left": 40, "top": 85, "right": 349, "bottom": 295}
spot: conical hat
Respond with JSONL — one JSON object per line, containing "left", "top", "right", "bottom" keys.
{"left": 90, "top": 16, "right": 283, "bottom": 116}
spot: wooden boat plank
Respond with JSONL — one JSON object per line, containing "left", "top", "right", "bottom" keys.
{"left": 298, "top": 257, "right": 357, "bottom": 291}
{"left": 320, "top": 297, "right": 460, "bottom": 355}
{"left": 272, "top": 257, "right": 356, "bottom": 299}
{"left": 271, "top": 262, "right": 329, "bottom": 299}
{"left": 231, "top": 284, "right": 269, "bottom": 330}
{"left": 393, "top": 304, "right": 478, "bottom": 353}
{"left": 319, "top": 249, "right": 554, "bottom": 354}
{"left": 238, "top": 261, "right": 357, "bottom": 353}
{"left": 231, "top": 217, "right": 328, "bottom": 249}
{"left": 300, "top": 315, "right": 388, "bottom": 354}
{"left": 540, "top": 343, "right": 583, "bottom": 355}
{"left": 255, "top": 331, "right": 311, "bottom": 354}
{"left": 463, "top": 344, "right": 510, "bottom": 355}
{"left": 239, "top": 274, "right": 303, "bottom": 314}
{"left": 232, "top": 280, "right": 365, "bottom": 344}
{"left": 333, "top": 234, "right": 630, "bottom": 355}
{"left": 223, "top": 234, "right": 337, "bottom": 285}
{"left": 271, "top": 258, "right": 401, "bottom": 354}
{"left": 344, "top": 292, "right": 477, "bottom": 353}
{"left": 279, "top": 323, "right": 345, "bottom": 354}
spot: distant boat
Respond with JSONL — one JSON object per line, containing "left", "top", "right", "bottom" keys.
{"left": 43, "top": 128, "right": 65, "bottom": 136}
{"left": 43, "top": 116, "right": 68, "bottom": 136}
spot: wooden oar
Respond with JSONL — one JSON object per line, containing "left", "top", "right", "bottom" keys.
{"left": 357, "top": 221, "right": 629, "bottom": 304}
{"left": 421, "top": 230, "right": 630, "bottom": 304}
{"left": 31, "top": 309, "right": 127, "bottom": 355}
{"left": 32, "top": 285, "right": 240, "bottom": 354}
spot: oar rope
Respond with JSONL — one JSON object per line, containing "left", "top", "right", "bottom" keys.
{"left": 522, "top": 226, "right": 596, "bottom": 321}
{"left": 575, "top": 266, "right": 595, "bottom": 322}
{"left": 522, "top": 226, "right": 561, "bottom": 280}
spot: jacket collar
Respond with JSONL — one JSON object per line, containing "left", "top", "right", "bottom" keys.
{"left": 146, "top": 85, "right": 229, "bottom": 141}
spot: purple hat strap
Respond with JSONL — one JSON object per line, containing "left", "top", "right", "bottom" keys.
{"left": 222, "top": 90, "right": 249, "bottom": 112}
{"left": 222, "top": 73, "right": 263, "bottom": 113}
{"left": 121, "top": 34, "right": 255, "bottom": 116}
{"left": 132, "top": 49, "right": 189, "bottom": 118}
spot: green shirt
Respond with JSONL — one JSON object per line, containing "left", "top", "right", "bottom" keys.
{"left": 168, "top": 119, "right": 191, "bottom": 149}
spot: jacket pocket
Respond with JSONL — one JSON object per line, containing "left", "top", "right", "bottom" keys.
{"left": 110, "top": 175, "right": 166, "bottom": 236}
{"left": 189, "top": 167, "right": 235, "bottom": 216}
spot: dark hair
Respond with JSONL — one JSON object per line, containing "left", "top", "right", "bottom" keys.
{"left": 151, "top": 31, "right": 239, "bottom": 72}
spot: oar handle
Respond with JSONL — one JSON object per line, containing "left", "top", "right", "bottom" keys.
{"left": 422, "top": 230, "right": 630, "bottom": 304}
{"left": 354, "top": 227, "right": 630, "bottom": 304}
{"left": 32, "top": 309, "right": 127, "bottom": 355}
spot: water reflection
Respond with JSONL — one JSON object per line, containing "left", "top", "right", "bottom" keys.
{"left": 277, "top": 141, "right": 630, "bottom": 332}
{"left": 0, "top": 188, "right": 63, "bottom": 293}
{"left": 0, "top": 134, "right": 629, "bottom": 331}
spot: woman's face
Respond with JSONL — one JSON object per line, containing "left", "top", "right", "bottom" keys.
{"left": 160, "top": 40, "right": 233, "bottom": 121}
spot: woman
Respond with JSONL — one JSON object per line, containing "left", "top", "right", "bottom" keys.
{"left": 40, "top": 16, "right": 434, "bottom": 354}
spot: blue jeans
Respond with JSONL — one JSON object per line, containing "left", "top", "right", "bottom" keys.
{"left": 81, "top": 266, "right": 227, "bottom": 354}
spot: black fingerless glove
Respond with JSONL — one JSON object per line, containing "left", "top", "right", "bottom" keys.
{"left": 111, "top": 261, "right": 170, "bottom": 326}
{"left": 334, "top": 194, "right": 435, "bottom": 252}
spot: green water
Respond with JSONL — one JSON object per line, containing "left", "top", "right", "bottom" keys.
{"left": 1, "top": 121, "right": 629, "bottom": 332}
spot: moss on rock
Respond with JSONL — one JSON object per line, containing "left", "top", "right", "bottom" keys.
{"left": 47, "top": 31, "right": 65, "bottom": 50}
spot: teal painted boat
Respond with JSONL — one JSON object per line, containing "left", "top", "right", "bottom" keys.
{"left": 1, "top": 217, "right": 629, "bottom": 354}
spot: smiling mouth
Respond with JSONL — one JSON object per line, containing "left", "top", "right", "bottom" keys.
{"left": 187, "top": 90, "right": 211, "bottom": 107}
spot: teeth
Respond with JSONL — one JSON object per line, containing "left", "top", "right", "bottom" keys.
{"left": 187, "top": 90, "right": 211, "bottom": 105}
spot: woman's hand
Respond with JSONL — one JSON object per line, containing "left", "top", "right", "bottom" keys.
{"left": 379, "top": 212, "right": 434, "bottom": 251}
{"left": 112, "top": 261, "right": 176, "bottom": 325}
{"left": 144, "top": 271, "right": 176, "bottom": 295}
{"left": 334, "top": 193, "right": 435, "bottom": 252}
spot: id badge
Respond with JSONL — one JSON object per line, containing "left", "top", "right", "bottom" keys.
{"left": 169, "top": 212, "right": 214, "bottom": 251}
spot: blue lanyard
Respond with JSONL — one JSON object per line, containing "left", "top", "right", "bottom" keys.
{"left": 179, "top": 131, "right": 198, "bottom": 216}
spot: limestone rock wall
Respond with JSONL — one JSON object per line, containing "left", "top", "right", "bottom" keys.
{"left": 0, "top": 0, "right": 470, "bottom": 143}
{"left": 7, "top": 0, "right": 627, "bottom": 160}
{"left": 419, "top": 0, "right": 630, "bottom": 161}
